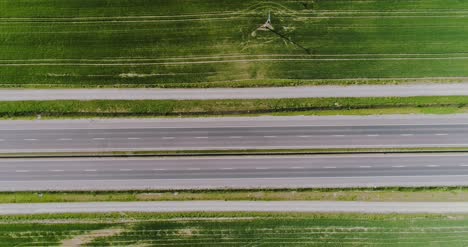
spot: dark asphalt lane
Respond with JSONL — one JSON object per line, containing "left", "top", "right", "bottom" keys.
{"left": 1, "top": 154, "right": 468, "bottom": 182}
{"left": 1, "top": 124, "right": 468, "bottom": 153}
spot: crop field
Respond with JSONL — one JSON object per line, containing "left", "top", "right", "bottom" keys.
{"left": 1, "top": 212, "right": 468, "bottom": 246}
{"left": 3, "top": 0, "right": 468, "bottom": 88}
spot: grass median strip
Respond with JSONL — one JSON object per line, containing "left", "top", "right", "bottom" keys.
{"left": 3, "top": 148, "right": 468, "bottom": 158}
{"left": 0, "top": 212, "right": 468, "bottom": 246}
{"left": 5, "top": 188, "right": 468, "bottom": 203}
{"left": 2, "top": 96, "right": 468, "bottom": 118}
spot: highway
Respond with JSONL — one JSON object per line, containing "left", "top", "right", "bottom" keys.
{"left": 2, "top": 116, "right": 468, "bottom": 153}
{"left": 3, "top": 154, "right": 468, "bottom": 190}
{"left": 3, "top": 201, "right": 468, "bottom": 215}
{"left": 1, "top": 83, "right": 468, "bottom": 100}
{"left": 1, "top": 115, "right": 468, "bottom": 190}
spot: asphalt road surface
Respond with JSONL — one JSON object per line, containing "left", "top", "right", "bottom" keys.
{"left": 3, "top": 154, "right": 468, "bottom": 190}
{"left": 2, "top": 83, "right": 468, "bottom": 100}
{"left": 3, "top": 116, "right": 468, "bottom": 153}
{"left": 3, "top": 201, "right": 468, "bottom": 215}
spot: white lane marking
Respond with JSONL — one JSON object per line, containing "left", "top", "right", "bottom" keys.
{"left": 84, "top": 169, "right": 97, "bottom": 172}
{"left": 359, "top": 166, "right": 372, "bottom": 168}
{"left": 162, "top": 137, "right": 175, "bottom": 140}
{"left": 426, "top": 165, "right": 440, "bottom": 167}
{"left": 153, "top": 168, "right": 167, "bottom": 171}
{"left": 291, "top": 167, "right": 305, "bottom": 169}
{"left": 460, "top": 165, "right": 468, "bottom": 167}
{"left": 93, "top": 138, "right": 105, "bottom": 140}
{"left": 50, "top": 169, "right": 64, "bottom": 172}
{"left": 255, "top": 167, "right": 270, "bottom": 170}
{"left": 15, "top": 170, "right": 29, "bottom": 173}
{"left": 195, "top": 137, "right": 209, "bottom": 139}
{"left": 58, "top": 138, "right": 72, "bottom": 141}
{"left": 127, "top": 138, "right": 141, "bottom": 140}
{"left": 298, "top": 135, "right": 312, "bottom": 138}
{"left": 264, "top": 136, "right": 277, "bottom": 138}
{"left": 24, "top": 139, "right": 37, "bottom": 141}
{"left": 400, "top": 134, "right": 414, "bottom": 136}
{"left": 187, "top": 168, "right": 201, "bottom": 171}
{"left": 221, "top": 168, "right": 235, "bottom": 170}
{"left": 332, "top": 135, "right": 345, "bottom": 137}
{"left": 367, "top": 134, "right": 380, "bottom": 137}
{"left": 119, "top": 169, "right": 133, "bottom": 171}
{"left": 323, "top": 166, "right": 337, "bottom": 169}
{"left": 392, "top": 165, "right": 406, "bottom": 168}
{"left": 229, "top": 136, "right": 243, "bottom": 139}
{"left": 435, "top": 133, "right": 449, "bottom": 136}
{"left": 0, "top": 139, "right": 5, "bottom": 142}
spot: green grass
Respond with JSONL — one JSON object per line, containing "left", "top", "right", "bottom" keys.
{"left": 1, "top": 212, "right": 468, "bottom": 246}
{"left": 4, "top": 0, "right": 468, "bottom": 88}
{"left": 0, "top": 96, "right": 468, "bottom": 118}
{"left": 7, "top": 187, "right": 468, "bottom": 203}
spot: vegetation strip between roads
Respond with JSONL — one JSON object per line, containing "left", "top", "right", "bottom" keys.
{"left": 0, "top": 96, "right": 467, "bottom": 119}
{"left": 3, "top": 148, "right": 468, "bottom": 159}
{"left": 4, "top": 187, "right": 468, "bottom": 204}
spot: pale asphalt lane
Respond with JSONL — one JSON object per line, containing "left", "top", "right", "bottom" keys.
{"left": 2, "top": 115, "right": 468, "bottom": 153}
{"left": 3, "top": 201, "right": 468, "bottom": 215}
{"left": 2, "top": 83, "right": 468, "bottom": 100}
{"left": 4, "top": 154, "right": 468, "bottom": 190}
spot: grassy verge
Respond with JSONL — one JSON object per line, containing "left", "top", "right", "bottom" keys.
{"left": 1, "top": 212, "right": 468, "bottom": 246}
{"left": 2, "top": 96, "right": 468, "bottom": 119}
{"left": 6, "top": 187, "right": 468, "bottom": 203}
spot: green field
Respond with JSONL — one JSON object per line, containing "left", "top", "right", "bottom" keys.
{"left": 0, "top": 96, "right": 468, "bottom": 118}
{"left": 3, "top": 0, "right": 468, "bottom": 88}
{"left": 1, "top": 212, "right": 468, "bottom": 246}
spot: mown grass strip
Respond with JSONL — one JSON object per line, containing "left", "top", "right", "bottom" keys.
{"left": 1, "top": 96, "right": 468, "bottom": 119}
{"left": 5, "top": 187, "right": 468, "bottom": 204}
